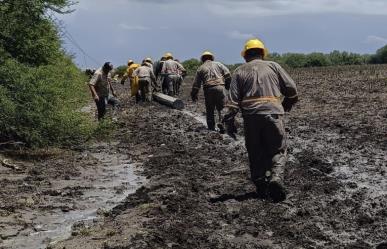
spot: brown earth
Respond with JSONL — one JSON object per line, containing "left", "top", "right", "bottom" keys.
{"left": 2, "top": 64, "right": 387, "bottom": 249}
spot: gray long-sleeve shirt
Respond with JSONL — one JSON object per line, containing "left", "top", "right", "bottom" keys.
{"left": 133, "top": 66, "right": 156, "bottom": 82}
{"left": 226, "top": 59, "right": 298, "bottom": 115}
{"left": 161, "top": 59, "right": 186, "bottom": 76}
{"left": 193, "top": 60, "right": 231, "bottom": 90}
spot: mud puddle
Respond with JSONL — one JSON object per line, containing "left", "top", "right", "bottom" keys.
{"left": 1, "top": 146, "right": 145, "bottom": 249}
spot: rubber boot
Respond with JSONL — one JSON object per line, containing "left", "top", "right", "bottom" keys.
{"left": 254, "top": 178, "right": 268, "bottom": 198}
{"left": 268, "top": 154, "right": 287, "bottom": 203}
{"left": 217, "top": 123, "right": 225, "bottom": 134}
{"left": 208, "top": 124, "right": 215, "bottom": 131}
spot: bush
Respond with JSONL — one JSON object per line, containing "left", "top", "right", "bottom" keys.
{"left": 113, "top": 65, "right": 127, "bottom": 77}
{"left": 182, "top": 58, "right": 201, "bottom": 76}
{"left": 0, "top": 56, "right": 94, "bottom": 147}
{"left": 370, "top": 45, "right": 387, "bottom": 64}
{"left": 0, "top": 0, "right": 95, "bottom": 147}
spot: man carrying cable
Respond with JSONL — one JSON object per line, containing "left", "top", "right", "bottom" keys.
{"left": 223, "top": 38, "right": 298, "bottom": 202}
{"left": 191, "top": 51, "right": 231, "bottom": 131}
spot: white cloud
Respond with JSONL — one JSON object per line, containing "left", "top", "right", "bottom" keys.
{"left": 365, "top": 35, "right": 387, "bottom": 45}
{"left": 226, "top": 30, "right": 254, "bottom": 40}
{"left": 119, "top": 23, "right": 150, "bottom": 31}
{"left": 206, "top": 0, "right": 387, "bottom": 16}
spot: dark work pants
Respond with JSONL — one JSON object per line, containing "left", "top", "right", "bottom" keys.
{"left": 204, "top": 85, "right": 225, "bottom": 130}
{"left": 243, "top": 114, "right": 287, "bottom": 183}
{"left": 163, "top": 75, "right": 180, "bottom": 96}
{"left": 95, "top": 96, "right": 120, "bottom": 120}
{"left": 138, "top": 79, "right": 152, "bottom": 102}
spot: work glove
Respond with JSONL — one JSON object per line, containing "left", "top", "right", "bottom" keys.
{"left": 282, "top": 96, "right": 298, "bottom": 112}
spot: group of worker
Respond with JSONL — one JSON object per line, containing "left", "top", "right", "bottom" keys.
{"left": 119, "top": 53, "right": 187, "bottom": 102}
{"left": 87, "top": 38, "right": 298, "bottom": 202}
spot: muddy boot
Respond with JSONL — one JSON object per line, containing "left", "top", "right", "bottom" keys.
{"left": 253, "top": 178, "right": 268, "bottom": 198}
{"left": 217, "top": 123, "right": 225, "bottom": 134}
{"left": 268, "top": 159, "right": 287, "bottom": 203}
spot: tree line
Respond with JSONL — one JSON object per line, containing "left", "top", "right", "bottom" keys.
{"left": 182, "top": 45, "right": 387, "bottom": 74}
{"left": 0, "top": 0, "right": 93, "bottom": 147}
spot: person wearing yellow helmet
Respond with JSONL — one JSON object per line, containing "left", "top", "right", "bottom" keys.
{"left": 223, "top": 38, "right": 298, "bottom": 202}
{"left": 163, "top": 52, "right": 173, "bottom": 60}
{"left": 143, "top": 57, "right": 154, "bottom": 71}
{"left": 191, "top": 51, "right": 231, "bottom": 131}
{"left": 133, "top": 60, "right": 157, "bottom": 102}
{"left": 160, "top": 52, "right": 186, "bottom": 96}
{"left": 120, "top": 59, "right": 141, "bottom": 102}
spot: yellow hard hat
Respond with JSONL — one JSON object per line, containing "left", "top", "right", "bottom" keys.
{"left": 127, "top": 59, "right": 134, "bottom": 66}
{"left": 144, "top": 57, "right": 153, "bottom": 64}
{"left": 241, "top": 38, "right": 268, "bottom": 58}
{"left": 164, "top": 52, "right": 173, "bottom": 59}
{"left": 201, "top": 51, "right": 214, "bottom": 61}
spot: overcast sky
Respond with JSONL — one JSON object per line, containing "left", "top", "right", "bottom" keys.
{"left": 56, "top": 0, "right": 387, "bottom": 68}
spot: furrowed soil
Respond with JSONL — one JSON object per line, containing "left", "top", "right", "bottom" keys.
{"left": 1, "top": 65, "right": 387, "bottom": 249}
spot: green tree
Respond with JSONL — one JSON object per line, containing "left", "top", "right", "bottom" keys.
{"left": 304, "top": 53, "right": 331, "bottom": 67}
{"left": 0, "top": 0, "right": 94, "bottom": 147}
{"left": 0, "top": 0, "right": 73, "bottom": 66}
{"left": 182, "top": 58, "right": 201, "bottom": 76}
{"left": 370, "top": 44, "right": 387, "bottom": 64}
{"left": 281, "top": 53, "right": 308, "bottom": 68}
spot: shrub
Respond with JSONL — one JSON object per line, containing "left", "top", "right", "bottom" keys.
{"left": 182, "top": 58, "right": 201, "bottom": 76}
{"left": 0, "top": 56, "right": 94, "bottom": 147}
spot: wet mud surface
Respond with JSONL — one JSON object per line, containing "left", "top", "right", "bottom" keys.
{"left": 0, "top": 139, "right": 145, "bottom": 247}
{"left": 2, "top": 65, "right": 387, "bottom": 248}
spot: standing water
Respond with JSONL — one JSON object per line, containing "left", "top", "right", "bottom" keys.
{"left": 1, "top": 146, "right": 145, "bottom": 249}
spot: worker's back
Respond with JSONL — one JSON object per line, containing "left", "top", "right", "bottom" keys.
{"left": 195, "top": 60, "right": 229, "bottom": 87}
{"left": 133, "top": 66, "right": 153, "bottom": 78}
{"left": 127, "top": 63, "right": 140, "bottom": 77}
{"left": 230, "top": 59, "right": 297, "bottom": 115}
{"left": 161, "top": 59, "right": 184, "bottom": 75}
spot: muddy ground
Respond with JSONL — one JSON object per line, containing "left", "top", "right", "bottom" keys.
{"left": 1, "top": 64, "right": 387, "bottom": 249}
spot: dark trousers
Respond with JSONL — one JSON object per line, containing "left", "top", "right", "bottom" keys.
{"left": 243, "top": 114, "right": 287, "bottom": 182}
{"left": 138, "top": 79, "right": 152, "bottom": 102}
{"left": 204, "top": 85, "right": 225, "bottom": 130}
{"left": 162, "top": 75, "right": 180, "bottom": 96}
{"left": 95, "top": 96, "right": 120, "bottom": 120}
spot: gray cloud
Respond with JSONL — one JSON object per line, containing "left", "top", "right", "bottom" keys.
{"left": 226, "top": 30, "right": 254, "bottom": 40}
{"left": 365, "top": 35, "right": 387, "bottom": 45}
{"left": 58, "top": 0, "right": 387, "bottom": 68}
{"left": 127, "top": 0, "right": 387, "bottom": 15}
{"left": 208, "top": 0, "right": 387, "bottom": 16}
{"left": 119, "top": 23, "right": 150, "bottom": 31}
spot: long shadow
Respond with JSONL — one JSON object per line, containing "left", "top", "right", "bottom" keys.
{"left": 209, "top": 191, "right": 263, "bottom": 203}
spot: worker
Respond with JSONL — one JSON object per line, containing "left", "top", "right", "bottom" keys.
{"left": 174, "top": 58, "right": 186, "bottom": 95}
{"left": 223, "top": 38, "right": 298, "bottom": 202}
{"left": 88, "top": 62, "right": 120, "bottom": 120}
{"left": 160, "top": 52, "right": 186, "bottom": 96}
{"left": 133, "top": 60, "right": 157, "bottom": 102}
{"left": 154, "top": 56, "right": 165, "bottom": 80}
{"left": 121, "top": 59, "right": 141, "bottom": 103}
{"left": 143, "top": 57, "right": 153, "bottom": 70}
{"left": 191, "top": 51, "right": 231, "bottom": 131}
